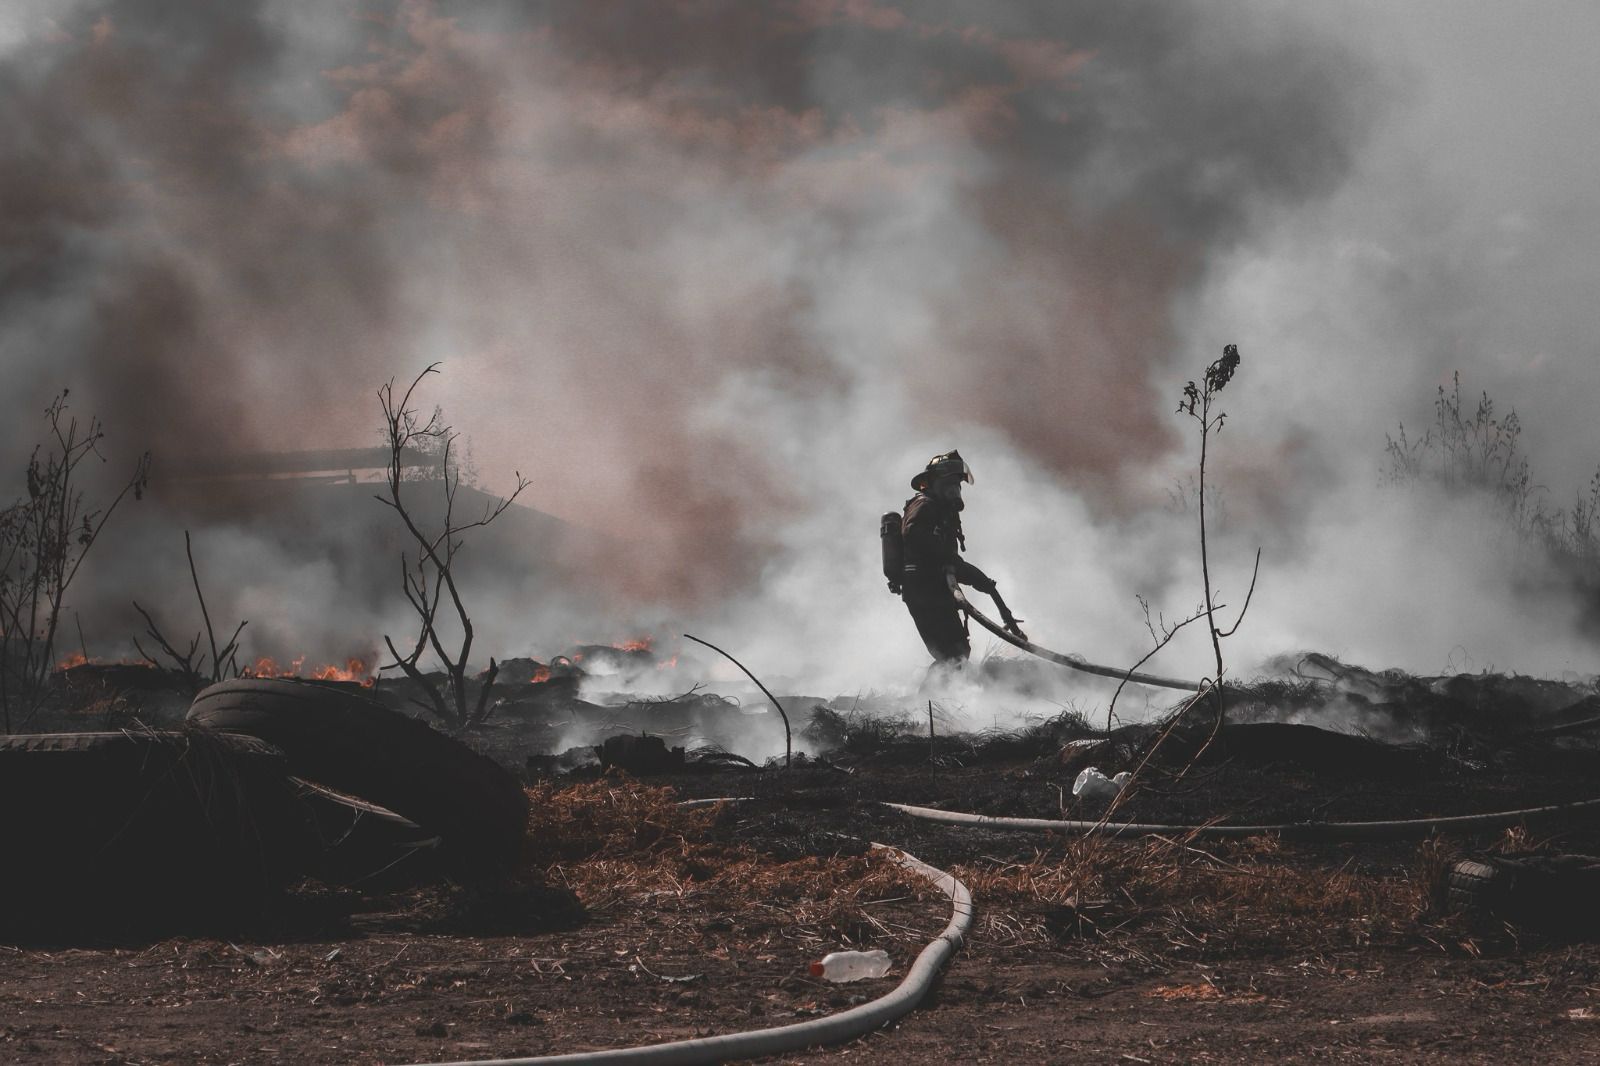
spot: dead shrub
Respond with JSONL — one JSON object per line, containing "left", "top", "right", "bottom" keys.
{"left": 1412, "top": 835, "right": 1464, "bottom": 921}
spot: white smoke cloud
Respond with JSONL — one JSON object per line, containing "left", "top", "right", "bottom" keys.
{"left": 6, "top": 1, "right": 1599, "bottom": 734}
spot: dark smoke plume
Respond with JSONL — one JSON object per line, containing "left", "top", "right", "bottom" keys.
{"left": 22, "top": 2, "right": 1590, "bottom": 697}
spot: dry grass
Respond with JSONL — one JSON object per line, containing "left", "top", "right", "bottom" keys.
{"left": 524, "top": 777, "right": 718, "bottom": 866}
{"left": 952, "top": 830, "right": 1437, "bottom": 954}
{"left": 523, "top": 778, "right": 939, "bottom": 949}
{"left": 519, "top": 778, "right": 1505, "bottom": 965}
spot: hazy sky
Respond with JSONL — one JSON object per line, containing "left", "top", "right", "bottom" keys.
{"left": 3, "top": 1, "right": 1598, "bottom": 694}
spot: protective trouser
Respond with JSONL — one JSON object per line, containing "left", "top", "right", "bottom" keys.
{"left": 903, "top": 585, "right": 970, "bottom": 663}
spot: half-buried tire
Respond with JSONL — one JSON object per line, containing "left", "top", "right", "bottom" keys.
{"left": 187, "top": 678, "right": 527, "bottom": 876}
{"left": 0, "top": 729, "right": 312, "bottom": 936}
{"left": 1446, "top": 859, "right": 1510, "bottom": 927}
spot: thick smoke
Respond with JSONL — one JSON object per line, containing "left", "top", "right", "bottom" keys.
{"left": 3, "top": 1, "right": 1595, "bottom": 716}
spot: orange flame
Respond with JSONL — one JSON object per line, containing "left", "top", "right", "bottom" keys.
{"left": 614, "top": 637, "right": 654, "bottom": 653}
{"left": 247, "top": 655, "right": 375, "bottom": 687}
{"left": 56, "top": 651, "right": 89, "bottom": 671}
{"left": 529, "top": 665, "right": 552, "bottom": 684}
{"left": 310, "top": 658, "right": 374, "bottom": 685}
{"left": 657, "top": 655, "right": 679, "bottom": 670}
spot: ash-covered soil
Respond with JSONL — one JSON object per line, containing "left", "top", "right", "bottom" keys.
{"left": 7, "top": 653, "right": 1600, "bottom": 1062}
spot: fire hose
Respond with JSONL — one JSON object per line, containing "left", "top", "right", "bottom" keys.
{"left": 416, "top": 832, "right": 972, "bottom": 1066}
{"left": 885, "top": 795, "right": 1600, "bottom": 842}
{"left": 949, "top": 578, "right": 1200, "bottom": 692}
{"left": 958, "top": 582, "right": 1600, "bottom": 745}
{"left": 417, "top": 786, "right": 1600, "bottom": 1066}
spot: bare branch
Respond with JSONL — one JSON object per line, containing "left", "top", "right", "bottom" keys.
{"left": 131, "top": 600, "right": 204, "bottom": 694}
{"left": 470, "top": 656, "right": 499, "bottom": 726}
{"left": 216, "top": 620, "right": 248, "bottom": 679}
{"left": 1107, "top": 601, "right": 1211, "bottom": 731}
{"left": 1216, "top": 548, "right": 1263, "bottom": 639}
{"left": 182, "top": 531, "right": 224, "bottom": 680}
{"left": 683, "top": 633, "right": 792, "bottom": 768}
{"left": 375, "top": 365, "right": 522, "bottom": 730}
{"left": 382, "top": 633, "right": 449, "bottom": 723}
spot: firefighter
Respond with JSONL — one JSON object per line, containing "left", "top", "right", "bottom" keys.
{"left": 897, "top": 450, "right": 1024, "bottom": 665}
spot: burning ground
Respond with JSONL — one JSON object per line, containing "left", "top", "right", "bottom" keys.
{"left": 7, "top": 645, "right": 1600, "bottom": 1062}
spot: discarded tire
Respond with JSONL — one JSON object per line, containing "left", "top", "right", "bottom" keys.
{"left": 0, "top": 729, "right": 311, "bottom": 935}
{"left": 1446, "top": 853, "right": 1600, "bottom": 937}
{"left": 1445, "top": 859, "right": 1508, "bottom": 924}
{"left": 188, "top": 678, "right": 528, "bottom": 875}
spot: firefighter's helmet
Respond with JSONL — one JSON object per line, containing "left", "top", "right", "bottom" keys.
{"left": 911, "top": 450, "right": 974, "bottom": 492}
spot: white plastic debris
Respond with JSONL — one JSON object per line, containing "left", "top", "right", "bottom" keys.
{"left": 1072, "top": 766, "right": 1131, "bottom": 804}
{"left": 809, "top": 949, "right": 892, "bottom": 982}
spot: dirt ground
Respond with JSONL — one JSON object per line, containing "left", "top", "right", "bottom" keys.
{"left": 7, "top": 741, "right": 1600, "bottom": 1065}
{"left": 8, "top": 919, "right": 1600, "bottom": 1064}
{"left": 10, "top": 657, "right": 1600, "bottom": 1063}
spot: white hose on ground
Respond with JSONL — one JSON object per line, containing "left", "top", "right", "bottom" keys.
{"left": 413, "top": 842, "right": 972, "bottom": 1066}
{"left": 886, "top": 796, "right": 1600, "bottom": 841}
{"left": 693, "top": 794, "right": 1600, "bottom": 840}
{"left": 950, "top": 583, "right": 1200, "bottom": 692}
{"left": 414, "top": 774, "right": 1600, "bottom": 1062}
{"left": 1530, "top": 713, "right": 1600, "bottom": 739}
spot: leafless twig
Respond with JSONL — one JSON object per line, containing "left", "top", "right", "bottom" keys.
{"left": 682, "top": 633, "right": 790, "bottom": 768}
{"left": 132, "top": 601, "right": 204, "bottom": 694}
{"left": 1106, "top": 599, "right": 1211, "bottom": 731}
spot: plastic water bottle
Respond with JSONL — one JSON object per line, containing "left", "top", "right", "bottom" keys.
{"left": 809, "top": 949, "right": 891, "bottom": 982}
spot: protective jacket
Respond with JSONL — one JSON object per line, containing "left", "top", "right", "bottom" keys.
{"left": 900, "top": 493, "right": 995, "bottom": 597}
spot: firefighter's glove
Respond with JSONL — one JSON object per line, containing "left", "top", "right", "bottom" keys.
{"left": 990, "top": 591, "right": 1027, "bottom": 641}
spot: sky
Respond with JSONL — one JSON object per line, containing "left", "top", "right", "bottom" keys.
{"left": 3, "top": 1, "right": 1599, "bottom": 713}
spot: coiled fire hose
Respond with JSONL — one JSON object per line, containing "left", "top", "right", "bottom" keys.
{"left": 950, "top": 581, "right": 1200, "bottom": 692}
